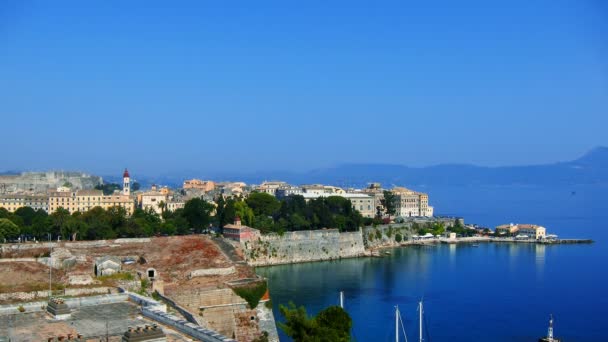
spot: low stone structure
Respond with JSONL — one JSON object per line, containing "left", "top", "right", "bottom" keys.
{"left": 94, "top": 256, "right": 121, "bottom": 276}
{"left": 122, "top": 325, "right": 166, "bottom": 342}
{"left": 46, "top": 297, "right": 71, "bottom": 320}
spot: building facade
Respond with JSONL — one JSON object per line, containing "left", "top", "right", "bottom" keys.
{"left": 183, "top": 179, "right": 216, "bottom": 192}
{"left": 391, "top": 187, "right": 434, "bottom": 218}
{"left": 49, "top": 189, "right": 134, "bottom": 215}
{"left": 0, "top": 194, "right": 49, "bottom": 212}
{"left": 495, "top": 223, "right": 547, "bottom": 239}
{"left": 223, "top": 217, "right": 261, "bottom": 242}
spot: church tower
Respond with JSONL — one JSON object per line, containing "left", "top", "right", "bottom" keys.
{"left": 123, "top": 168, "right": 130, "bottom": 196}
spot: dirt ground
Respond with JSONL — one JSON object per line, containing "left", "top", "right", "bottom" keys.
{"left": 0, "top": 235, "right": 255, "bottom": 294}
{"left": 0, "top": 262, "right": 63, "bottom": 292}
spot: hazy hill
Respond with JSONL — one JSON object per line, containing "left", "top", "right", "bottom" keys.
{"left": 292, "top": 147, "right": 608, "bottom": 187}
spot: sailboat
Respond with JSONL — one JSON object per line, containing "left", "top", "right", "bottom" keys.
{"left": 538, "top": 314, "right": 560, "bottom": 342}
{"left": 395, "top": 300, "right": 428, "bottom": 342}
{"left": 394, "top": 306, "right": 408, "bottom": 342}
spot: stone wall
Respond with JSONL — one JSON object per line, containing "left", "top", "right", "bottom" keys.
{"left": 0, "top": 293, "right": 128, "bottom": 315}
{"left": 189, "top": 267, "right": 236, "bottom": 278}
{"left": 242, "top": 229, "right": 365, "bottom": 266}
{"left": 363, "top": 225, "right": 414, "bottom": 249}
{"left": 0, "top": 287, "right": 115, "bottom": 302}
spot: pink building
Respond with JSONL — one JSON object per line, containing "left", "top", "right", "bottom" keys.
{"left": 223, "top": 217, "right": 260, "bottom": 242}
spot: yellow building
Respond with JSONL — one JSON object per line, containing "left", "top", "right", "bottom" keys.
{"left": 495, "top": 223, "right": 547, "bottom": 240}
{"left": 0, "top": 194, "right": 49, "bottom": 212}
{"left": 49, "top": 189, "right": 134, "bottom": 215}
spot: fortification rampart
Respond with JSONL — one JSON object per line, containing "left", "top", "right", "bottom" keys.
{"left": 242, "top": 229, "right": 365, "bottom": 266}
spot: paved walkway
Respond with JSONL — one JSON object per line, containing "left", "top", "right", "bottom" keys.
{"left": 211, "top": 237, "right": 245, "bottom": 264}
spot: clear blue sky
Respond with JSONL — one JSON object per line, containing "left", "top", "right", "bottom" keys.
{"left": 1, "top": 0, "right": 607, "bottom": 176}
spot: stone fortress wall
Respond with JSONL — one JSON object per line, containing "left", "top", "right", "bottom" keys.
{"left": 242, "top": 229, "right": 366, "bottom": 266}
{"left": 0, "top": 171, "right": 102, "bottom": 193}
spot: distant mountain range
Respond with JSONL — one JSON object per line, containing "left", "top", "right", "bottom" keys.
{"left": 5, "top": 147, "right": 608, "bottom": 188}
{"left": 293, "top": 146, "right": 608, "bottom": 188}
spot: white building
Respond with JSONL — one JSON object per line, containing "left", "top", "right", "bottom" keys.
{"left": 392, "top": 187, "right": 434, "bottom": 218}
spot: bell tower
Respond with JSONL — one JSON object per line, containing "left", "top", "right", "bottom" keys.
{"left": 123, "top": 168, "right": 130, "bottom": 196}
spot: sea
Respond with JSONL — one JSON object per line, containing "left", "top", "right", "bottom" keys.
{"left": 256, "top": 184, "right": 608, "bottom": 341}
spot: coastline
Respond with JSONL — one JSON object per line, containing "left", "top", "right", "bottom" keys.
{"left": 249, "top": 233, "right": 594, "bottom": 267}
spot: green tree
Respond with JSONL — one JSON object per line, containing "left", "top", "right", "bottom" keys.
{"left": 50, "top": 207, "right": 71, "bottom": 238}
{"left": 278, "top": 303, "right": 318, "bottom": 342}
{"left": 14, "top": 206, "right": 36, "bottom": 227}
{"left": 381, "top": 190, "right": 397, "bottom": 219}
{"left": 278, "top": 303, "right": 352, "bottom": 342}
{"left": 234, "top": 200, "right": 254, "bottom": 226}
{"left": 246, "top": 192, "right": 281, "bottom": 217}
{"left": 315, "top": 306, "right": 352, "bottom": 342}
{"left": 183, "top": 198, "right": 214, "bottom": 232}
{"left": 0, "top": 218, "right": 20, "bottom": 241}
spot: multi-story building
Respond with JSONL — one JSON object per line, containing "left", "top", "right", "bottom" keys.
{"left": 49, "top": 189, "right": 134, "bottom": 215}
{"left": 275, "top": 186, "right": 303, "bottom": 199}
{"left": 139, "top": 190, "right": 168, "bottom": 215}
{"left": 48, "top": 170, "right": 135, "bottom": 215}
{"left": 391, "top": 187, "right": 434, "bottom": 218}
{"left": 48, "top": 191, "right": 77, "bottom": 213}
{"left": 495, "top": 223, "right": 519, "bottom": 235}
{"left": 0, "top": 194, "right": 49, "bottom": 212}
{"left": 166, "top": 200, "right": 185, "bottom": 212}
{"left": 517, "top": 224, "right": 546, "bottom": 240}
{"left": 257, "top": 181, "right": 287, "bottom": 196}
{"left": 183, "top": 179, "right": 215, "bottom": 192}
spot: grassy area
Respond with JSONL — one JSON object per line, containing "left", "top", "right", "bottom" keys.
{"left": 96, "top": 272, "right": 134, "bottom": 282}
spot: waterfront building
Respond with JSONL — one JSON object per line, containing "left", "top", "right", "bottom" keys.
{"left": 516, "top": 224, "right": 546, "bottom": 240}
{"left": 495, "top": 223, "right": 547, "bottom": 239}
{"left": 0, "top": 194, "right": 49, "bottom": 212}
{"left": 495, "top": 223, "right": 519, "bottom": 235}
{"left": 392, "top": 187, "right": 434, "bottom": 217}
{"left": 183, "top": 179, "right": 216, "bottom": 192}
{"left": 223, "top": 217, "right": 261, "bottom": 242}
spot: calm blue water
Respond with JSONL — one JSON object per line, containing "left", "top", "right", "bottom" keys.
{"left": 256, "top": 184, "right": 608, "bottom": 341}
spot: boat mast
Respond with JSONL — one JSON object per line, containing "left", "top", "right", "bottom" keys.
{"left": 395, "top": 306, "right": 399, "bottom": 342}
{"left": 418, "top": 300, "right": 423, "bottom": 342}
{"left": 547, "top": 314, "right": 554, "bottom": 342}
{"left": 340, "top": 291, "right": 344, "bottom": 309}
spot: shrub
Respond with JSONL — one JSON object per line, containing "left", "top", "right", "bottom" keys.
{"left": 232, "top": 281, "right": 268, "bottom": 309}
{"left": 395, "top": 233, "right": 403, "bottom": 243}
{"left": 17, "top": 305, "right": 25, "bottom": 313}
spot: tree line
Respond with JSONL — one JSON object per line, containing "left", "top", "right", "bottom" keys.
{"left": 220, "top": 192, "right": 364, "bottom": 234}
{"left": 0, "top": 192, "right": 365, "bottom": 241}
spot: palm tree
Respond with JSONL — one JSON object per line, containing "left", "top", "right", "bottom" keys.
{"left": 158, "top": 200, "right": 166, "bottom": 216}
